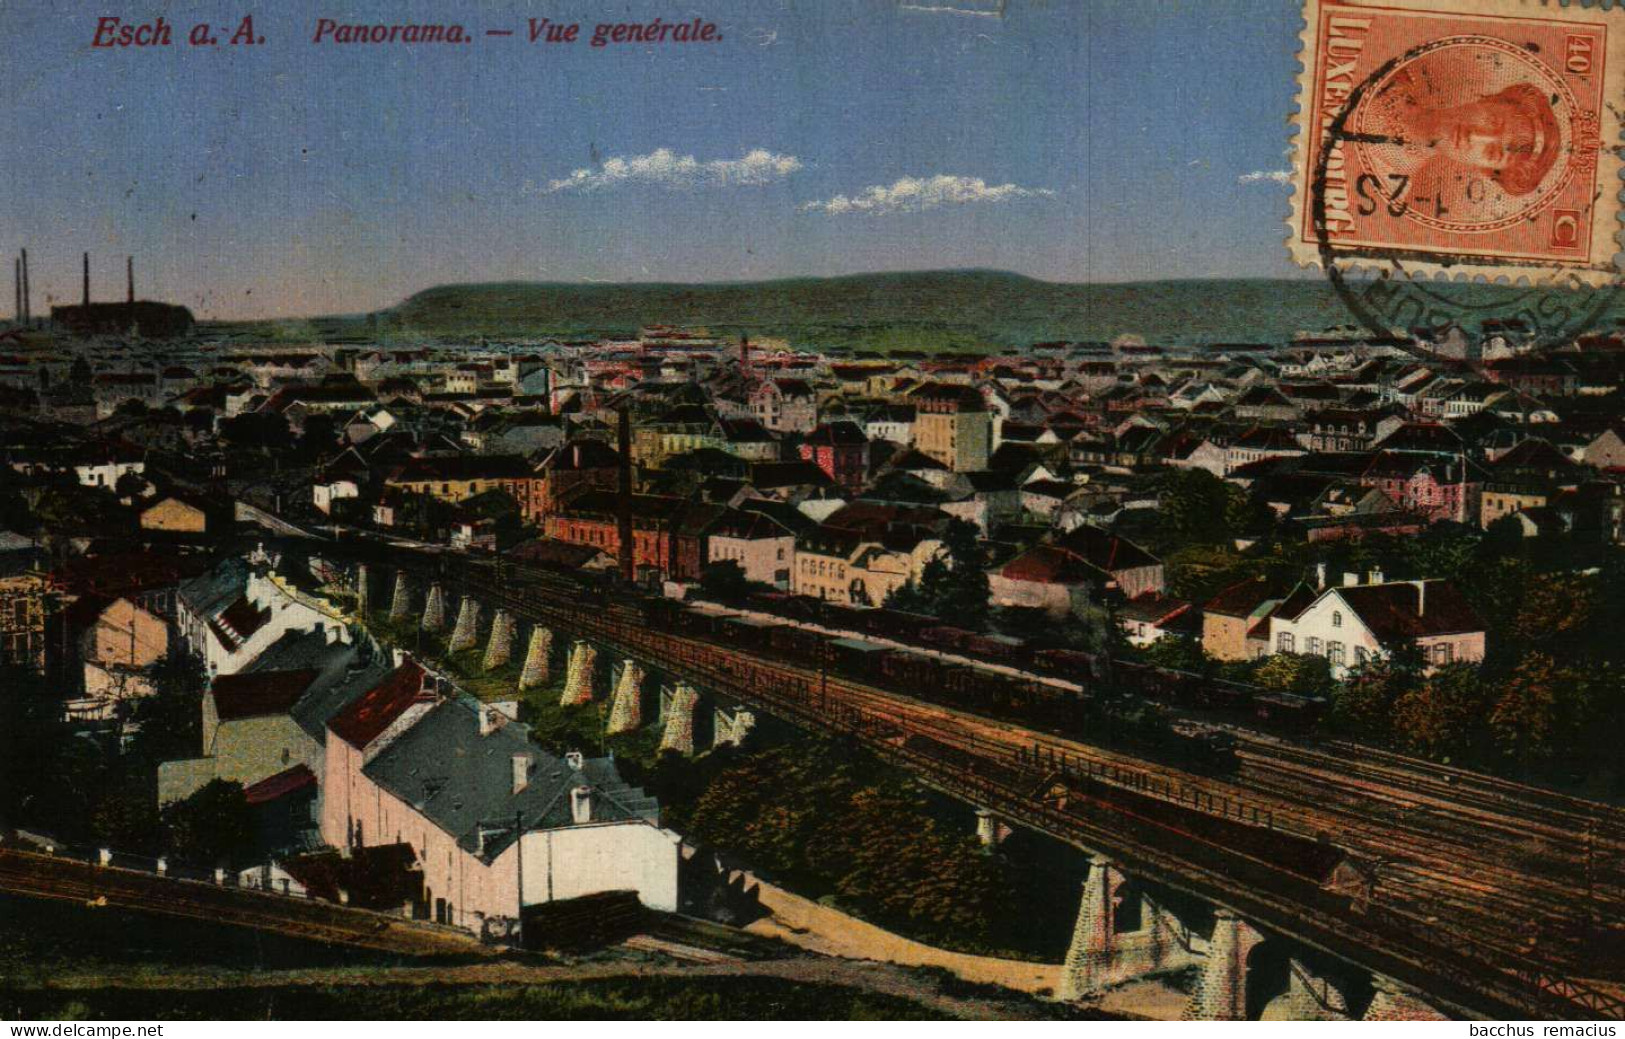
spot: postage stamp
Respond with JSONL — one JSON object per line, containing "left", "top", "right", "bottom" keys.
{"left": 1289, "top": 0, "right": 1625, "bottom": 284}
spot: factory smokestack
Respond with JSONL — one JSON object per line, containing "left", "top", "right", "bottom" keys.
{"left": 20, "top": 249, "right": 29, "bottom": 325}
{"left": 12, "top": 257, "right": 18, "bottom": 324}
{"left": 82, "top": 252, "right": 90, "bottom": 307}
{"left": 127, "top": 256, "right": 134, "bottom": 304}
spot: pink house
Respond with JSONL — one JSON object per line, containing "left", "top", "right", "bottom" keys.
{"left": 321, "top": 657, "right": 678, "bottom": 937}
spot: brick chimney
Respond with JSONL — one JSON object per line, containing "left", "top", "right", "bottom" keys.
{"left": 512, "top": 753, "right": 533, "bottom": 794}
{"left": 570, "top": 785, "right": 592, "bottom": 824}
{"left": 1413, "top": 580, "right": 1426, "bottom": 617}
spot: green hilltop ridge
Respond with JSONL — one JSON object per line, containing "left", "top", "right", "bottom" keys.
{"left": 265, "top": 270, "right": 1624, "bottom": 353}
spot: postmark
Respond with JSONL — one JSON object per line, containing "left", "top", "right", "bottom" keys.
{"left": 1289, "top": 0, "right": 1625, "bottom": 324}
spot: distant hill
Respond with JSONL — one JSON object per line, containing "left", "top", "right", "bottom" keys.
{"left": 245, "top": 270, "right": 1625, "bottom": 354}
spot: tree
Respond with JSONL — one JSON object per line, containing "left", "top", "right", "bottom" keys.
{"left": 218, "top": 413, "right": 291, "bottom": 454}
{"left": 1331, "top": 647, "right": 1422, "bottom": 742}
{"left": 126, "top": 654, "right": 207, "bottom": 767}
{"left": 91, "top": 787, "right": 160, "bottom": 854}
{"left": 1157, "top": 469, "right": 1233, "bottom": 547}
{"left": 699, "top": 560, "right": 750, "bottom": 602}
{"left": 1392, "top": 661, "right": 1490, "bottom": 762}
{"left": 1488, "top": 652, "right": 1579, "bottom": 769}
{"left": 113, "top": 470, "right": 149, "bottom": 500}
{"left": 1253, "top": 652, "right": 1333, "bottom": 697}
{"left": 1138, "top": 633, "right": 1210, "bottom": 674}
{"left": 882, "top": 520, "right": 990, "bottom": 629}
{"left": 161, "top": 779, "right": 255, "bottom": 866}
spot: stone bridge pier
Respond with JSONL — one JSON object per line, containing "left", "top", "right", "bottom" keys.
{"left": 1059, "top": 857, "right": 1203, "bottom": 1001}
{"left": 712, "top": 704, "right": 756, "bottom": 749}
{"left": 482, "top": 610, "right": 515, "bottom": 671}
{"left": 518, "top": 625, "right": 553, "bottom": 690}
{"left": 560, "top": 640, "right": 598, "bottom": 707}
{"left": 608, "top": 660, "right": 645, "bottom": 735}
{"left": 389, "top": 570, "right": 412, "bottom": 620}
{"left": 658, "top": 682, "right": 702, "bottom": 755}
{"left": 1362, "top": 977, "right": 1451, "bottom": 1021}
{"left": 421, "top": 583, "right": 447, "bottom": 632}
{"left": 448, "top": 596, "right": 481, "bottom": 653}
{"left": 1054, "top": 859, "right": 1389, "bottom": 1021}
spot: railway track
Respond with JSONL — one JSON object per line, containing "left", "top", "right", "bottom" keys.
{"left": 0, "top": 848, "right": 483, "bottom": 956}
{"left": 157, "top": 535, "right": 1620, "bottom": 1017}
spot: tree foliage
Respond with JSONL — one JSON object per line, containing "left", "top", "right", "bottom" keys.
{"left": 161, "top": 779, "right": 255, "bottom": 867}
{"left": 685, "top": 741, "right": 1016, "bottom": 951}
{"left": 884, "top": 519, "right": 991, "bottom": 630}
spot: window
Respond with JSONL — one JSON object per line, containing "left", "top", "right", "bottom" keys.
{"left": 1278, "top": 632, "right": 1295, "bottom": 653}
{"left": 1328, "top": 641, "right": 1345, "bottom": 667}
{"left": 1307, "top": 636, "right": 1322, "bottom": 656}
{"left": 1433, "top": 643, "right": 1454, "bottom": 665}
{"left": 1356, "top": 646, "right": 1370, "bottom": 666}
{"left": 1332, "top": 611, "right": 1342, "bottom": 628}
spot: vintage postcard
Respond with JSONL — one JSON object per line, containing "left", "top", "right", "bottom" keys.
{"left": 1, "top": 0, "right": 1622, "bottom": 1029}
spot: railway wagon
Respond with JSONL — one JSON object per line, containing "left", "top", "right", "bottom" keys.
{"left": 766, "top": 622, "right": 829, "bottom": 665}
{"left": 1033, "top": 647, "right": 1105, "bottom": 685}
{"left": 1250, "top": 689, "right": 1328, "bottom": 732}
{"left": 876, "top": 647, "right": 985, "bottom": 701}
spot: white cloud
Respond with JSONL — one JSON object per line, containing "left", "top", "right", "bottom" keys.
{"left": 800, "top": 174, "right": 1054, "bottom": 215}
{"left": 545, "top": 148, "right": 801, "bottom": 193}
{"left": 1238, "top": 169, "right": 1293, "bottom": 186}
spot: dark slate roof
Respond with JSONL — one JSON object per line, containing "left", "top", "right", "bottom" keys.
{"left": 1051, "top": 525, "right": 1160, "bottom": 572}
{"left": 805, "top": 421, "right": 868, "bottom": 446}
{"left": 389, "top": 454, "right": 534, "bottom": 483}
{"left": 212, "top": 669, "right": 320, "bottom": 722}
{"left": 361, "top": 697, "right": 659, "bottom": 861}
{"left": 177, "top": 557, "right": 251, "bottom": 620}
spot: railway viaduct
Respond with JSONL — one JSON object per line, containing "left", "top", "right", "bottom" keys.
{"left": 162, "top": 535, "right": 1625, "bottom": 1019}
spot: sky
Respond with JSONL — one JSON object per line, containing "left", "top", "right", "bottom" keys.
{"left": 0, "top": 0, "right": 1309, "bottom": 320}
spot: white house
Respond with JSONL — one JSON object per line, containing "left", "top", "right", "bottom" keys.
{"left": 1266, "top": 570, "right": 1486, "bottom": 678}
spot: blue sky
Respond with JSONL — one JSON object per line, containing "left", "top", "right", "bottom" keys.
{"left": 0, "top": 0, "right": 1308, "bottom": 319}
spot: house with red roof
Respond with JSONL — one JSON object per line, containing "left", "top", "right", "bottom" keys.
{"left": 989, "top": 527, "right": 1163, "bottom": 616}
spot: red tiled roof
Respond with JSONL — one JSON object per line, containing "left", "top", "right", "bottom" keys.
{"left": 328, "top": 659, "right": 431, "bottom": 749}
{"left": 212, "top": 669, "right": 319, "bottom": 721}
{"left": 1201, "top": 577, "right": 1280, "bottom": 618}
{"left": 243, "top": 764, "right": 317, "bottom": 805}
{"left": 1336, "top": 581, "right": 1484, "bottom": 640}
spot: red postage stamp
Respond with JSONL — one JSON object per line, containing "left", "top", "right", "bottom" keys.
{"left": 1290, "top": 0, "right": 1623, "bottom": 282}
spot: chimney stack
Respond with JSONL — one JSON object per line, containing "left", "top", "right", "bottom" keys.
{"left": 569, "top": 785, "right": 592, "bottom": 824}
{"left": 20, "top": 248, "right": 29, "bottom": 325}
{"left": 82, "top": 252, "right": 90, "bottom": 307}
{"left": 12, "top": 257, "right": 18, "bottom": 324}
{"left": 127, "top": 256, "right": 134, "bottom": 304}
{"left": 1413, "top": 580, "right": 1426, "bottom": 617}
{"left": 511, "top": 753, "right": 532, "bottom": 794}
{"left": 1314, "top": 562, "right": 1327, "bottom": 591}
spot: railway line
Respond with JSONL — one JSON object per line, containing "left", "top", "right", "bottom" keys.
{"left": 0, "top": 846, "right": 483, "bottom": 957}
{"left": 440, "top": 558, "right": 1625, "bottom": 1018}
{"left": 155, "top": 531, "right": 1624, "bottom": 1016}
